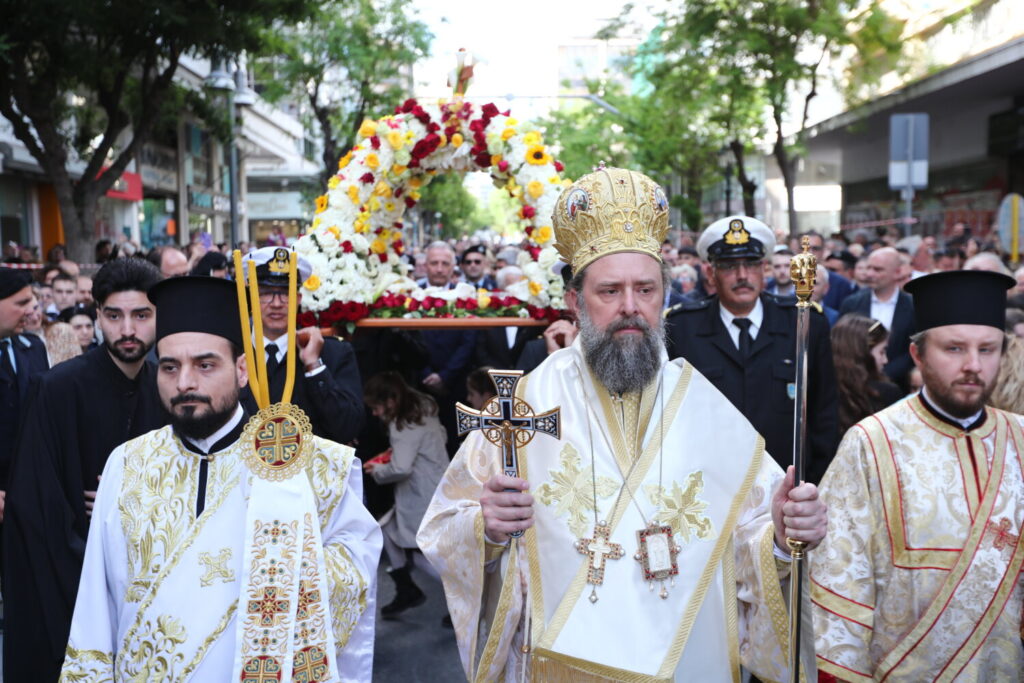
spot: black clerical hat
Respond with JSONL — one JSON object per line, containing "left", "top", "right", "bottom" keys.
{"left": 903, "top": 270, "right": 1015, "bottom": 331}
{"left": 148, "top": 276, "right": 243, "bottom": 347}
{"left": 0, "top": 267, "right": 32, "bottom": 300}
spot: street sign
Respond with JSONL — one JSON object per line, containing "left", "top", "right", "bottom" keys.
{"left": 997, "top": 192, "right": 1023, "bottom": 266}
{"left": 888, "top": 114, "right": 929, "bottom": 190}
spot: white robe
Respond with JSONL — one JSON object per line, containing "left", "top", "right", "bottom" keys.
{"left": 60, "top": 424, "right": 381, "bottom": 682}
{"left": 418, "top": 340, "right": 808, "bottom": 682}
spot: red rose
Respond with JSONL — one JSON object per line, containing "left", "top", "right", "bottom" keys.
{"left": 497, "top": 160, "right": 509, "bottom": 173}
{"left": 377, "top": 253, "right": 388, "bottom": 263}
{"left": 468, "top": 119, "right": 485, "bottom": 133}
{"left": 554, "top": 160, "right": 564, "bottom": 172}
{"left": 393, "top": 239, "right": 405, "bottom": 254}
{"left": 529, "top": 305, "right": 546, "bottom": 321}
{"left": 297, "top": 311, "right": 318, "bottom": 328}
{"left": 527, "top": 246, "right": 541, "bottom": 260}
{"left": 481, "top": 103, "right": 499, "bottom": 118}
{"left": 341, "top": 241, "right": 354, "bottom": 253}
{"left": 408, "top": 299, "right": 420, "bottom": 312}
{"left": 521, "top": 205, "right": 536, "bottom": 219}
{"left": 407, "top": 158, "right": 420, "bottom": 168}
{"left": 400, "top": 98, "right": 418, "bottom": 112}
{"left": 455, "top": 299, "right": 465, "bottom": 309}
{"left": 427, "top": 122, "right": 440, "bottom": 133}
{"left": 393, "top": 187, "right": 403, "bottom": 197}
{"left": 370, "top": 135, "right": 381, "bottom": 149}
{"left": 525, "top": 225, "right": 534, "bottom": 236}
{"left": 359, "top": 172, "right": 374, "bottom": 184}
{"left": 474, "top": 152, "right": 491, "bottom": 167}
{"left": 405, "top": 196, "right": 417, "bottom": 208}
{"left": 465, "top": 299, "right": 478, "bottom": 311}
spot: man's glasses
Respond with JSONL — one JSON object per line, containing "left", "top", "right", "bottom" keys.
{"left": 463, "top": 258, "right": 484, "bottom": 265}
{"left": 258, "top": 289, "right": 289, "bottom": 303}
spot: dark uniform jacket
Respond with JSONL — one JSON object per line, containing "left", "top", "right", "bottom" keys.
{"left": 665, "top": 293, "right": 839, "bottom": 483}
{"left": 838, "top": 288, "right": 915, "bottom": 388}
{"left": 0, "top": 334, "right": 49, "bottom": 488}
{"left": 474, "top": 326, "right": 542, "bottom": 370}
{"left": 242, "top": 336, "right": 363, "bottom": 445}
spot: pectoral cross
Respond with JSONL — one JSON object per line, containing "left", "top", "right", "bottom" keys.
{"left": 455, "top": 369, "right": 560, "bottom": 538}
{"left": 575, "top": 520, "right": 624, "bottom": 603}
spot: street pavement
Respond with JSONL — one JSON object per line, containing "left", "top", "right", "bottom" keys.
{"left": 372, "top": 563, "right": 465, "bottom": 682}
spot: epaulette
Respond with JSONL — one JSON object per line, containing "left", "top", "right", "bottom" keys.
{"left": 663, "top": 297, "right": 711, "bottom": 318}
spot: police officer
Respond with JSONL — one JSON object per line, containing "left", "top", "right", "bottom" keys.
{"left": 664, "top": 216, "right": 839, "bottom": 483}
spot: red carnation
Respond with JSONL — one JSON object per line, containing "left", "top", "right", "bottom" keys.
{"left": 407, "top": 158, "right": 420, "bottom": 169}
{"left": 377, "top": 253, "right": 388, "bottom": 263}
{"left": 554, "top": 160, "right": 565, "bottom": 172}
{"left": 297, "top": 311, "right": 318, "bottom": 328}
{"left": 525, "top": 225, "right": 534, "bottom": 236}
{"left": 455, "top": 299, "right": 465, "bottom": 310}
{"left": 527, "top": 245, "right": 541, "bottom": 260}
{"left": 427, "top": 122, "right": 440, "bottom": 133}
{"left": 393, "top": 239, "right": 405, "bottom": 254}
{"left": 394, "top": 187, "right": 403, "bottom": 197}
{"left": 465, "top": 299, "right": 478, "bottom": 311}
{"left": 405, "top": 196, "right": 417, "bottom": 208}
{"left": 370, "top": 135, "right": 381, "bottom": 149}
{"left": 401, "top": 98, "right": 418, "bottom": 112}
{"left": 359, "top": 172, "right": 375, "bottom": 184}
{"left": 444, "top": 125, "right": 456, "bottom": 138}
{"left": 408, "top": 299, "right": 420, "bottom": 312}
{"left": 481, "top": 103, "right": 499, "bottom": 118}
{"left": 497, "top": 160, "right": 509, "bottom": 173}
{"left": 341, "top": 241, "right": 354, "bottom": 253}
{"left": 521, "top": 205, "right": 536, "bottom": 219}
{"left": 468, "top": 119, "right": 485, "bottom": 133}
{"left": 474, "top": 152, "right": 492, "bottom": 167}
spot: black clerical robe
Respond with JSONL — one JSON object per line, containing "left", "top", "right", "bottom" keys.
{"left": 2, "top": 346, "right": 168, "bottom": 682}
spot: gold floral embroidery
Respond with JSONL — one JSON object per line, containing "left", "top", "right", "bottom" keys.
{"left": 60, "top": 645, "right": 114, "bottom": 682}
{"left": 116, "top": 615, "right": 188, "bottom": 680}
{"left": 198, "top": 547, "right": 234, "bottom": 587}
{"left": 536, "top": 443, "right": 618, "bottom": 538}
{"left": 645, "top": 471, "right": 714, "bottom": 543}
{"left": 325, "top": 542, "right": 367, "bottom": 651}
{"left": 305, "top": 438, "right": 352, "bottom": 528}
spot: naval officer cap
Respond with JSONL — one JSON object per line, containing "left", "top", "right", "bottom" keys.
{"left": 697, "top": 215, "right": 775, "bottom": 262}
{"left": 241, "top": 247, "right": 313, "bottom": 288}
{"left": 148, "top": 276, "right": 243, "bottom": 348}
{"left": 903, "top": 270, "right": 1015, "bottom": 332}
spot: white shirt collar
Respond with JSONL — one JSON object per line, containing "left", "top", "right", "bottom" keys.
{"left": 258, "top": 333, "right": 290, "bottom": 362}
{"left": 920, "top": 388, "right": 983, "bottom": 429}
{"left": 719, "top": 298, "right": 764, "bottom": 340}
{"left": 870, "top": 288, "right": 898, "bottom": 306}
{"left": 189, "top": 405, "right": 245, "bottom": 454}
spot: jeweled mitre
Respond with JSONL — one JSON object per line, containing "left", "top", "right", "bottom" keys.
{"left": 552, "top": 166, "right": 670, "bottom": 272}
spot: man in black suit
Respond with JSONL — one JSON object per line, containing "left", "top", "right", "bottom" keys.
{"left": 838, "top": 246, "right": 915, "bottom": 387}
{"left": 0, "top": 268, "right": 49, "bottom": 519}
{"left": 240, "top": 247, "right": 364, "bottom": 444}
{"left": 665, "top": 217, "right": 839, "bottom": 483}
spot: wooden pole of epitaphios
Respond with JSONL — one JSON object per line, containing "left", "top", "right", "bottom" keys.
{"left": 787, "top": 237, "right": 816, "bottom": 683}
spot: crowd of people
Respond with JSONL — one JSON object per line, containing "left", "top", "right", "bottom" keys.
{"left": 0, "top": 175, "right": 1022, "bottom": 680}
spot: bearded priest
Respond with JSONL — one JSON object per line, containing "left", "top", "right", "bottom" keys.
{"left": 60, "top": 276, "right": 381, "bottom": 682}
{"left": 417, "top": 166, "right": 827, "bottom": 682}
{"left": 810, "top": 269, "right": 1024, "bottom": 681}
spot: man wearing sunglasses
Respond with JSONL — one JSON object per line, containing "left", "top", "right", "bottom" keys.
{"left": 459, "top": 244, "right": 498, "bottom": 291}
{"left": 665, "top": 216, "right": 839, "bottom": 483}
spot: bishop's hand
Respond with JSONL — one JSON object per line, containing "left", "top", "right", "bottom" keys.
{"left": 481, "top": 474, "right": 534, "bottom": 544}
{"left": 771, "top": 465, "right": 827, "bottom": 552}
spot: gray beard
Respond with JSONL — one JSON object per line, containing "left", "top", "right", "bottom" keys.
{"left": 578, "top": 299, "right": 665, "bottom": 395}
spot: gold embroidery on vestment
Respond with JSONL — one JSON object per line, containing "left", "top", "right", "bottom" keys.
{"left": 644, "top": 471, "right": 714, "bottom": 544}
{"left": 198, "top": 547, "right": 234, "bottom": 587}
{"left": 536, "top": 443, "right": 618, "bottom": 538}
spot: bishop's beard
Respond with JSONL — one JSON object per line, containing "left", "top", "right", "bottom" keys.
{"left": 578, "top": 299, "right": 664, "bottom": 395}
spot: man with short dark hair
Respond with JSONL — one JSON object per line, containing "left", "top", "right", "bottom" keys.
{"left": 146, "top": 244, "right": 190, "bottom": 278}
{"left": 460, "top": 244, "right": 498, "bottom": 290}
{"left": 51, "top": 271, "right": 78, "bottom": 310}
{"left": 665, "top": 216, "right": 839, "bottom": 483}
{"left": 3, "top": 258, "right": 167, "bottom": 681}
{"left": 61, "top": 276, "right": 381, "bottom": 680}
{"left": 811, "top": 270, "right": 1023, "bottom": 680}
{"left": 766, "top": 248, "right": 796, "bottom": 297}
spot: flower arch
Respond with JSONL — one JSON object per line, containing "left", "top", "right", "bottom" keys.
{"left": 294, "top": 98, "right": 570, "bottom": 329}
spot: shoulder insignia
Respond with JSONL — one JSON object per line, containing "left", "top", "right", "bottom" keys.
{"left": 664, "top": 298, "right": 710, "bottom": 317}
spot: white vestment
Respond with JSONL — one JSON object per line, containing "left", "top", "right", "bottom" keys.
{"left": 418, "top": 340, "right": 809, "bottom": 682}
{"left": 60, "top": 423, "right": 381, "bottom": 682}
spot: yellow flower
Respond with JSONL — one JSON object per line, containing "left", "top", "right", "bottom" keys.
{"left": 347, "top": 185, "right": 360, "bottom": 204}
{"left": 326, "top": 225, "right": 340, "bottom": 240}
{"left": 370, "top": 238, "right": 387, "bottom": 254}
{"left": 354, "top": 220, "right": 370, "bottom": 234}
{"left": 364, "top": 153, "right": 380, "bottom": 170}
{"left": 527, "top": 180, "right": 544, "bottom": 199}
{"left": 529, "top": 280, "right": 544, "bottom": 296}
{"left": 358, "top": 119, "right": 378, "bottom": 138}
{"left": 409, "top": 177, "right": 423, "bottom": 189}
{"left": 384, "top": 201, "right": 396, "bottom": 212}
{"left": 439, "top": 134, "right": 448, "bottom": 147}
{"left": 315, "top": 195, "right": 328, "bottom": 213}
{"left": 387, "top": 131, "right": 404, "bottom": 150}
{"left": 338, "top": 151, "right": 352, "bottom": 169}
{"left": 451, "top": 133, "right": 464, "bottom": 147}
{"left": 534, "top": 225, "right": 553, "bottom": 244}
{"left": 303, "top": 274, "right": 321, "bottom": 291}
{"left": 312, "top": 217, "right": 322, "bottom": 228}
{"left": 491, "top": 154, "right": 503, "bottom": 166}
{"left": 549, "top": 175, "right": 561, "bottom": 183}
{"left": 477, "top": 289, "right": 491, "bottom": 309}
{"left": 523, "top": 131, "right": 542, "bottom": 146}
{"left": 368, "top": 196, "right": 381, "bottom": 212}
{"left": 506, "top": 118, "right": 519, "bottom": 126}
{"left": 391, "top": 164, "right": 407, "bottom": 176}
{"left": 501, "top": 128, "right": 516, "bottom": 141}
{"left": 409, "top": 190, "right": 421, "bottom": 201}
{"left": 374, "top": 181, "right": 392, "bottom": 197}
{"left": 327, "top": 175, "right": 340, "bottom": 189}
{"left": 525, "top": 144, "right": 551, "bottom": 166}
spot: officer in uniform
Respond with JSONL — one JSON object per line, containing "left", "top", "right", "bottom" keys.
{"left": 664, "top": 216, "right": 839, "bottom": 483}
{"left": 240, "top": 247, "right": 364, "bottom": 444}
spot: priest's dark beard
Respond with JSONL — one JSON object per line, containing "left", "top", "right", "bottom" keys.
{"left": 921, "top": 365, "right": 995, "bottom": 419}
{"left": 166, "top": 387, "right": 240, "bottom": 441}
{"left": 578, "top": 299, "right": 664, "bottom": 395}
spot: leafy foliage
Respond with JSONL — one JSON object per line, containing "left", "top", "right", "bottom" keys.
{"left": 254, "top": 0, "right": 431, "bottom": 185}
{"left": 415, "top": 173, "right": 482, "bottom": 240}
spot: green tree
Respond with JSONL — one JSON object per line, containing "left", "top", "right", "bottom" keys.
{"left": 0, "top": 0, "right": 316, "bottom": 262}
{"left": 416, "top": 173, "right": 482, "bottom": 240}
{"left": 256, "top": 0, "right": 431, "bottom": 186}
{"left": 659, "top": 0, "right": 902, "bottom": 236}
{"left": 537, "top": 95, "right": 630, "bottom": 182}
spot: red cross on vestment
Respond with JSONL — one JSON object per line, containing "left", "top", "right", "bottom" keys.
{"left": 988, "top": 518, "right": 1019, "bottom": 550}
{"left": 296, "top": 580, "right": 322, "bottom": 621}
{"left": 247, "top": 586, "right": 291, "bottom": 627}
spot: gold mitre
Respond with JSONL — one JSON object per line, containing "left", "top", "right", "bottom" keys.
{"left": 552, "top": 166, "right": 670, "bottom": 272}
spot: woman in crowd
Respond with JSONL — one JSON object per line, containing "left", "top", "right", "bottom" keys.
{"left": 58, "top": 303, "right": 96, "bottom": 353}
{"left": 363, "top": 371, "right": 449, "bottom": 619}
{"left": 831, "top": 314, "right": 904, "bottom": 435}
